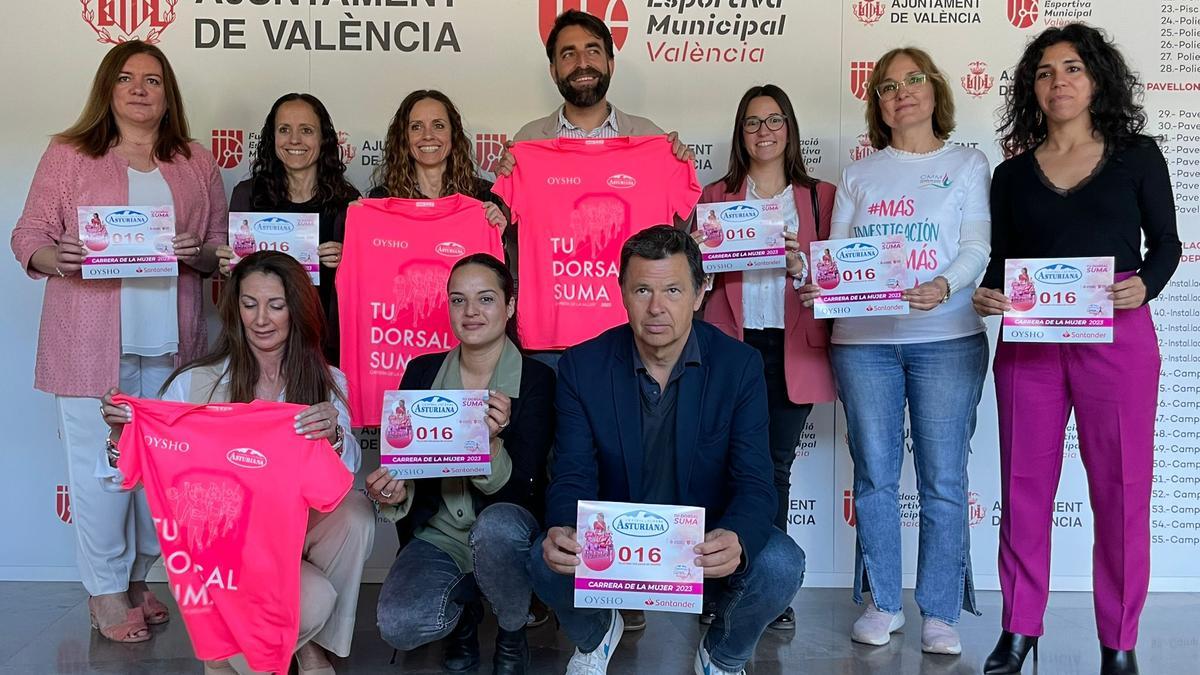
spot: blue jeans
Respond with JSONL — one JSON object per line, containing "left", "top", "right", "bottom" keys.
{"left": 376, "top": 503, "right": 538, "bottom": 650}
{"left": 530, "top": 527, "right": 804, "bottom": 672}
{"left": 830, "top": 332, "right": 987, "bottom": 624}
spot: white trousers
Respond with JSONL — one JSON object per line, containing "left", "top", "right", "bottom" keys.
{"left": 56, "top": 353, "right": 174, "bottom": 595}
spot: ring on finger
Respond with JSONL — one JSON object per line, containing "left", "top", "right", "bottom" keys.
{"left": 380, "top": 490, "right": 393, "bottom": 499}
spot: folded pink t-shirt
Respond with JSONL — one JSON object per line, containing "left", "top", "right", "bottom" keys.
{"left": 115, "top": 395, "right": 352, "bottom": 674}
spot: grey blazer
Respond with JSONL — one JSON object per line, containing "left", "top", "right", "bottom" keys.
{"left": 513, "top": 104, "right": 664, "bottom": 140}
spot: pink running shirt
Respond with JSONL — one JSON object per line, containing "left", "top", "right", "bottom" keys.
{"left": 492, "top": 136, "right": 700, "bottom": 349}
{"left": 114, "top": 395, "right": 352, "bottom": 674}
{"left": 337, "top": 195, "right": 503, "bottom": 426}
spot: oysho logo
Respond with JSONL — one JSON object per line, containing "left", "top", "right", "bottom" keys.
{"left": 1034, "top": 264, "right": 1083, "bottom": 284}
{"left": 607, "top": 173, "right": 637, "bottom": 189}
{"left": 372, "top": 238, "right": 410, "bottom": 249}
{"left": 81, "top": 0, "right": 177, "bottom": 45}
{"left": 836, "top": 242, "right": 879, "bottom": 263}
{"left": 104, "top": 210, "right": 150, "bottom": 228}
{"left": 612, "top": 510, "right": 670, "bottom": 537}
{"left": 411, "top": 395, "right": 459, "bottom": 419}
{"left": 851, "top": 0, "right": 886, "bottom": 26}
{"left": 144, "top": 434, "right": 190, "bottom": 453}
{"left": 226, "top": 448, "right": 268, "bottom": 469}
{"left": 212, "top": 129, "right": 244, "bottom": 170}
{"left": 435, "top": 241, "right": 467, "bottom": 257}
{"left": 1007, "top": 0, "right": 1039, "bottom": 29}
{"left": 538, "top": 1, "right": 629, "bottom": 52}
{"left": 546, "top": 176, "right": 583, "bottom": 186}
{"left": 721, "top": 204, "right": 760, "bottom": 223}
{"left": 253, "top": 216, "right": 295, "bottom": 235}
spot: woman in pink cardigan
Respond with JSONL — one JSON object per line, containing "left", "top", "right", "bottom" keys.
{"left": 697, "top": 84, "right": 835, "bottom": 630}
{"left": 10, "top": 41, "right": 227, "bottom": 643}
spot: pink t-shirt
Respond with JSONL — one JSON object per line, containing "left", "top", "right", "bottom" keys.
{"left": 493, "top": 136, "right": 700, "bottom": 350}
{"left": 337, "top": 195, "right": 504, "bottom": 426}
{"left": 114, "top": 395, "right": 352, "bottom": 674}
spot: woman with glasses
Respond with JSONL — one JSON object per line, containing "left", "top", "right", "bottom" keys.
{"left": 815, "top": 48, "right": 992, "bottom": 654}
{"left": 696, "top": 84, "right": 836, "bottom": 631}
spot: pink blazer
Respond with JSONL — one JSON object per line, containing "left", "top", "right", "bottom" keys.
{"left": 11, "top": 140, "right": 229, "bottom": 397}
{"left": 700, "top": 179, "right": 836, "bottom": 405}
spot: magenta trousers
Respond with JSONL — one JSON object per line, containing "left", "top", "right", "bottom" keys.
{"left": 994, "top": 298, "right": 1159, "bottom": 651}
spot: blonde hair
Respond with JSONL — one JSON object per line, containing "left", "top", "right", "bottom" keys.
{"left": 864, "top": 47, "right": 956, "bottom": 150}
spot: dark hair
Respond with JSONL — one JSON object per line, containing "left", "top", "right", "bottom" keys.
{"left": 373, "top": 90, "right": 478, "bottom": 199}
{"left": 248, "top": 93, "right": 358, "bottom": 210}
{"left": 161, "top": 251, "right": 343, "bottom": 407}
{"left": 618, "top": 226, "right": 705, "bottom": 292}
{"left": 864, "top": 47, "right": 956, "bottom": 150}
{"left": 449, "top": 253, "right": 522, "bottom": 350}
{"left": 545, "top": 9, "right": 614, "bottom": 62}
{"left": 998, "top": 23, "right": 1146, "bottom": 156}
{"left": 719, "top": 84, "right": 817, "bottom": 193}
{"left": 58, "top": 40, "right": 192, "bottom": 161}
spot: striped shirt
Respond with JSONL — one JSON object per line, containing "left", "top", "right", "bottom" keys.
{"left": 556, "top": 104, "right": 620, "bottom": 138}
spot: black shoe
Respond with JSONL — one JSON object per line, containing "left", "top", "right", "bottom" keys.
{"left": 983, "top": 631, "right": 1039, "bottom": 674}
{"left": 619, "top": 609, "right": 646, "bottom": 632}
{"left": 768, "top": 606, "right": 796, "bottom": 631}
{"left": 442, "top": 603, "right": 481, "bottom": 672}
{"left": 492, "top": 626, "right": 529, "bottom": 675}
{"left": 1101, "top": 646, "right": 1138, "bottom": 675}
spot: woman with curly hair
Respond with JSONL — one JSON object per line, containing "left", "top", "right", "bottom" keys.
{"left": 975, "top": 24, "right": 1181, "bottom": 675}
{"left": 368, "top": 90, "right": 506, "bottom": 230}
{"left": 217, "top": 93, "right": 360, "bottom": 363}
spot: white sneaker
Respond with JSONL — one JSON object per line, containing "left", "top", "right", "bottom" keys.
{"left": 694, "top": 644, "right": 745, "bottom": 675}
{"left": 565, "top": 609, "right": 623, "bottom": 675}
{"left": 851, "top": 599, "right": 905, "bottom": 646}
{"left": 921, "top": 617, "right": 962, "bottom": 655}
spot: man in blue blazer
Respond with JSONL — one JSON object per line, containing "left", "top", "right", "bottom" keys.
{"left": 529, "top": 226, "right": 805, "bottom": 675}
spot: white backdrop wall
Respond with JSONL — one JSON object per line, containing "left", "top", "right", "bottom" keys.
{"left": 2, "top": 1, "right": 1198, "bottom": 592}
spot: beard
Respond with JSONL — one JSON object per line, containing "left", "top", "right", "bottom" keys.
{"left": 555, "top": 67, "right": 612, "bottom": 108}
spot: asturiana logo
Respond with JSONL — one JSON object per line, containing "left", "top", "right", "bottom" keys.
{"left": 412, "top": 395, "right": 459, "bottom": 419}
{"left": 836, "top": 242, "right": 879, "bottom": 263}
{"left": 435, "top": 242, "right": 467, "bottom": 257}
{"left": 721, "top": 204, "right": 760, "bottom": 223}
{"left": 607, "top": 173, "right": 637, "bottom": 189}
{"left": 613, "top": 510, "right": 670, "bottom": 537}
{"left": 253, "top": 216, "right": 295, "bottom": 235}
{"left": 104, "top": 210, "right": 150, "bottom": 228}
{"left": 1034, "top": 264, "right": 1083, "bottom": 284}
{"left": 226, "top": 448, "right": 268, "bottom": 469}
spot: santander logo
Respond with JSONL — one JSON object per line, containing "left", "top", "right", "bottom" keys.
{"left": 435, "top": 241, "right": 467, "bottom": 257}
{"left": 226, "top": 448, "right": 268, "bottom": 470}
{"left": 606, "top": 173, "right": 636, "bottom": 189}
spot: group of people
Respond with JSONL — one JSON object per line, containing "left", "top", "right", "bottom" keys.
{"left": 10, "top": 7, "right": 1179, "bottom": 675}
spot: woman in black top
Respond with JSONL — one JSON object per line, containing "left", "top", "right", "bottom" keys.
{"left": 975, "top": 24, "right": 1181, "bottom": 675}
{"left": 217, "top": 93, "right": 360, "bottom": 363}
{"left": 366, "top": 254, "right": 553, "bottom": 675}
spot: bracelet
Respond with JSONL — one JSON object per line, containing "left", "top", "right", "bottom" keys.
{"left": 105, "top": 437, "right": 120, "bottom": 467}
{"left": 330, "top": 425, "right": 344, "bottom": 455}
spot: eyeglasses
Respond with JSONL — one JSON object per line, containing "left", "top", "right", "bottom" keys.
{"left": 875, "top": 72, "right": 928, "bottom": 100}
{"left": 742, "top": 113, "right": 788, "bottom": 134}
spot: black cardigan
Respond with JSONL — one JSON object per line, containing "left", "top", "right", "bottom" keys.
{"left": 394, "top": 350, "right": 555, "bottom": 546}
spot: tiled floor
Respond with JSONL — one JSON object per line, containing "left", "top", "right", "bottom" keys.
{"left": 0, "top": 582, "right": 1195, "bottom": 674}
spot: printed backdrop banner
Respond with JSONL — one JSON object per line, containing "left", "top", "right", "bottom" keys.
{"left": 1, "top": 1, "right": 1198, "bottom": 589}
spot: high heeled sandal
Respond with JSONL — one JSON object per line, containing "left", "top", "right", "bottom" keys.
{"left": 203, "top": 660, "right": 238, "bottom": 674}
{"left": 136, "top": 590, "right": 170, "bottom": 625}
{"left": 88, "top": 599, "right": 151, "bottom": 643}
